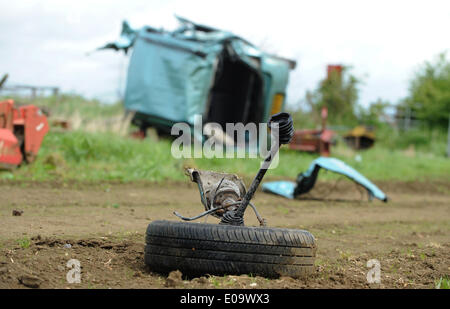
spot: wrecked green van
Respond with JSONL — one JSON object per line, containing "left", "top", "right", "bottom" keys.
{"left": 103, "top": 16, "right": 296, "bottom": 135}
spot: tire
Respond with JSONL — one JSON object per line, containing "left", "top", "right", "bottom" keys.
{"left": 145, "top": 220, "right": 317, "bottom": 278}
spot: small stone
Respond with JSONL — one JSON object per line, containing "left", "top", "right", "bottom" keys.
{"left": 12, "top": 210, "right": 23, "bottom": 216}
{"left": 279, "top": 276, "right": 295, "bottom": 282}
{"left": 0, "top": 266, "right": 7, "bottom": 275}
{"left": 165, "top": 270, "right": 183, "bottom": 287}
{"left": 18, "top": 275, "right": 41, "bottom": 288}
{"left": 63, "top": 244, "right": 72, "bottom": 249}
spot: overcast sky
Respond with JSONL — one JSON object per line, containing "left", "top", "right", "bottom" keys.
{"left": 1, "top": 0, "right": 449, "bottom": 109}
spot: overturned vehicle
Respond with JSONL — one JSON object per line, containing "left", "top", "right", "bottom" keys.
{"left": 102, "top": 16, "right": 296, "bottom": 138}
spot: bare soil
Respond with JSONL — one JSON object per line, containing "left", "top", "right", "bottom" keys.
{"left": 0, "top": 179, "right": 448, "bottom": 289}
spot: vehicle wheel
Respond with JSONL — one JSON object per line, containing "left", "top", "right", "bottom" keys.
{"left": 145, "top": 220, "right": 317, "bottom": 278}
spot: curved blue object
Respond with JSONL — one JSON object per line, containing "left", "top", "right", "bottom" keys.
{"left": 262, "top": 157, "right": 388, "bottom": 202}
{"left": 261, "top": 181, "right": 296, "bottom": 199}
{"left": 306, "top": 157, "right": 387, "bottom": 201}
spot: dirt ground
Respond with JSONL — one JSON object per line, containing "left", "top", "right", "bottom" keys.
{"left": 0, "top": 179, "right": 448, "bottom": 289}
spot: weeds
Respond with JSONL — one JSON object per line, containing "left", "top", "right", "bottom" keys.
{"left": 17, "top": 237, "right": 31, "bottom": 249}
{"left": 209, "top": 276, "right": 221, "bottom": 288}
{"left": 1, "top": 94, "right": 449, "bottom": 183}
{"left": 5, "top": 129, "right": 448, "bottom": 183}
{"left": 435, "top": 277, "right": 450, "bottom": 289}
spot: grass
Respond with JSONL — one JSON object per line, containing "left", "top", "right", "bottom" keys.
{"left": 1, "top": 94, "right": 449, "bottom": 183}
{"left": 1, "top": 129, "right": 449, "bottom": 183}
{"left": 2, "top": 130, "right": 184, "bottom": 182}
{"left": 17, "top": 237, "right": 31, "bottom": 249}
{"left": 209, "top": 276, "right": 222, "bottom": 288}
{"left": 3, "top": 94, "right": 123, "bottom": 120}
{"left": 2, "top": 94, "right": 129, "bottom": 135}
{"left": 435, "top": 277, "right": 450, "bottom": 289}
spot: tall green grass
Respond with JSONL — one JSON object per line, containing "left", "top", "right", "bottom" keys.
{"left": 436, "top": 277, "right": 450, "bottom": 289}
{"left": 194, "top": 142, "right": 450, "bottom": 182}
{"left": 2, "top": 94, "right": 123, "bottom": 120}
{"left": 2, "top": 130, "right": 449, "bottom": 183}
{"left": 4, "top": 131, "right": 184, "bottom": 182}
{"left": 1, "top": 94, "right": 449, "bottom": 183}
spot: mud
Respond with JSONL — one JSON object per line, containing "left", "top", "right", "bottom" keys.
{"left": 0, "top": 180, "right": 448, "bottom": 289}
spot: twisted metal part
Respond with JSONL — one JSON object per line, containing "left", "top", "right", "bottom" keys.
{"left": 219, "top": 209, "right": 244, "bottom": 226}
{"left": 173, "top": 206, "right": 225, "bottom": 221}
{"left": 176, "top": 113, "right": 293, "bottom": 227}
{"left": 220, "top": 112, "right": 294, "bottom": 226}
{"left": 269, "top": 112, "right": 294, "bottom": 145}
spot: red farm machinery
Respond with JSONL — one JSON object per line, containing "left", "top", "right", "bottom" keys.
{"left": 288, "top": 106, "right": 335, "bottom": 156}
{"left": 0, "top": 99, "right": 49, "bottom": 169}
{"left": 288, "top": 65, "right": 343, "bottom": 157}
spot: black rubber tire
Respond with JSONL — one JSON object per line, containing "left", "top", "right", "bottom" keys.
{"left": 145, "top": 220, "right": 317, "bottom": 278}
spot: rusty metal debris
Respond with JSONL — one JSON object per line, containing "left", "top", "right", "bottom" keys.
{"left": 50, "top": 119, "right": 71, "bottom": 131}
{"left": 173, "top": 112, "right": 294, "bottom": 226}
{"left": 344, "top": 125, "right": 375, "bottom": 150}
{"left": 289, "top": 107, "right": 335, "bottom": 156}
{"left": 176, "top": 168, "right": 266, "bottom": 226}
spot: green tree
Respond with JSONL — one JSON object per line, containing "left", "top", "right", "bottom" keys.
{"left": 305, "top": 66, "right": 361, "bottom": 125}
{"left": 404, "top": 52, "right": 450, "bottom": 130}
{"left": 356, "top": 98, "right": 390, "bottom": 128}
